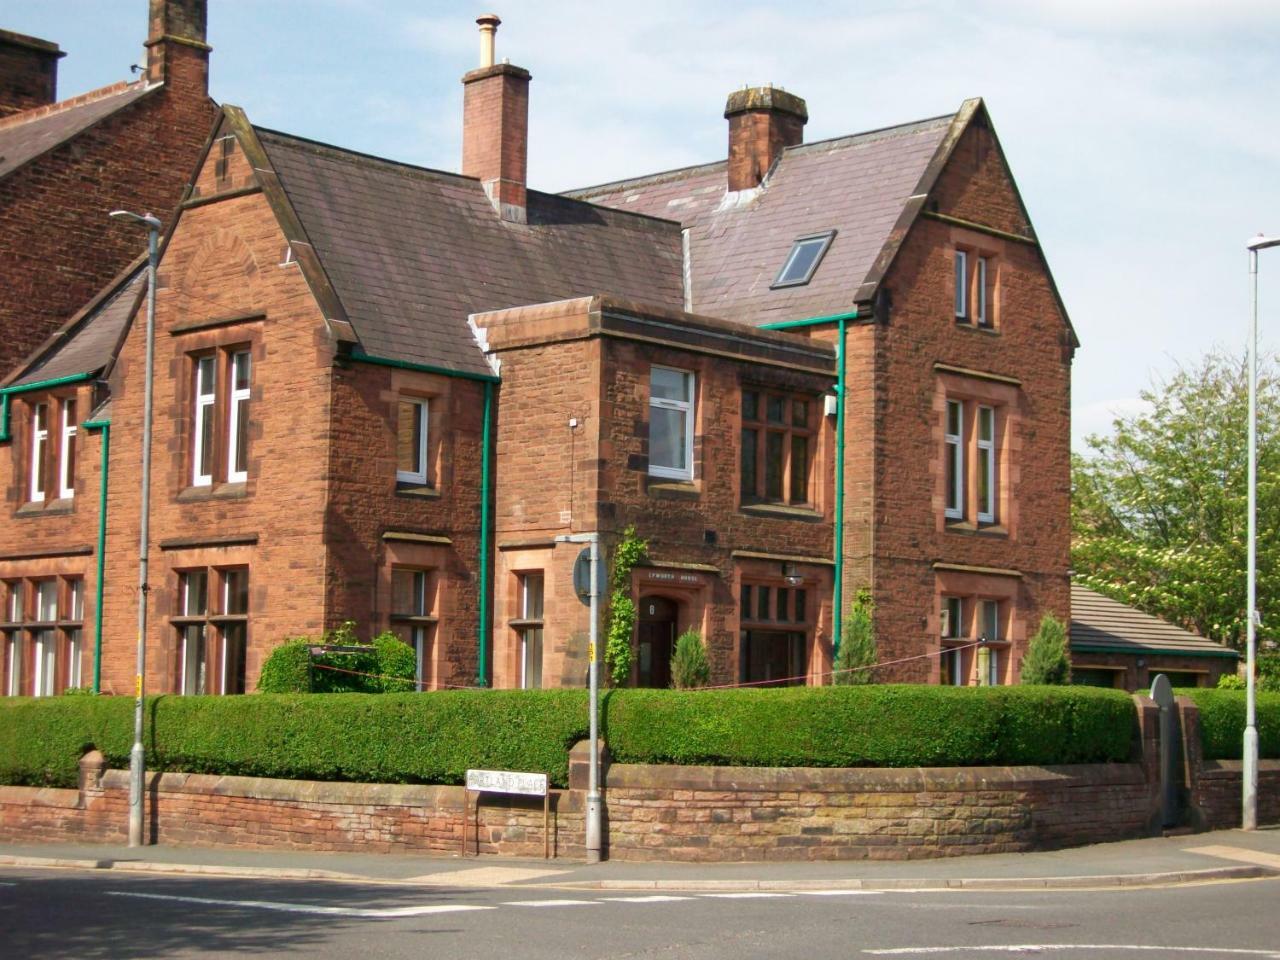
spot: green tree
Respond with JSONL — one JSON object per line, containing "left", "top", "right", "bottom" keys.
{"left": 834, "top": 589, "right": 876, "bottom": 684}
{"left": 1020, "top": 613, "right": 1071, "bottom": 685}
{"left": 670, "top": 628, "right": 711, "bottom": 689}
{"left": 1072, "top": 350, "right": 1280, "bottom": 650}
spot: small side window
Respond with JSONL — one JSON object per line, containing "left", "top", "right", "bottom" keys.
{"left": 396, "top": 397, "right": 430, "bottom": 486}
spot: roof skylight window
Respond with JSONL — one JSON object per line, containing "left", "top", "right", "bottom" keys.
{"left": 771, "top": 230, "right": 836, "bottom": 289}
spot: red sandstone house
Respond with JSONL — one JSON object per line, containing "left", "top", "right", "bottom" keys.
{"left": 0, "top": 9, "right": 1236, "bottom": 699}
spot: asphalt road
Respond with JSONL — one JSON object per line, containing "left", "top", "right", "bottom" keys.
{"left": 3, "top": 867, "right": 1279, "bottom": 959}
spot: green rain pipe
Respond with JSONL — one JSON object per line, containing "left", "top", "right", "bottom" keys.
{"left": 477, "top": 381, "right": 494, "bottom": 687}
{"left": 760, "top": 309, "right": 858, "bottom": 658}
{"left": 83, "top": 418, "right": 111, "bottom": 693}
{"left": 0, "top": 372, "right": 96, "bottom": 441}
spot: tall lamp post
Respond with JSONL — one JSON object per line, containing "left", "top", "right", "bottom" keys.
{"left": 1244, "top": 233, "right": 1280, "bottom": 831}
{"left": 110, "top": 210, "right": 161, "bottom": 847}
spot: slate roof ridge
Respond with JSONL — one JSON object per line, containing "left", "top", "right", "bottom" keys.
{"left": 254, "top": 124, "right": 683, "bottom": 230}
{"left": 566, "top": 109, "right": 958, "bottom": 200}
{"left": 0, "top": 78, "right": 150, "bottom": 133}
{"left": 1069, "top": 583, "right": 1236, "bottom": 655}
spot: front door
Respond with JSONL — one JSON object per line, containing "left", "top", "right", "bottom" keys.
{"left": 637, "top": 596, "right": 677, "bottom": 688}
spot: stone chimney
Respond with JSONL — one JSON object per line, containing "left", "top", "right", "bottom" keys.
{"left": 724, "top": 85, "right": 807, "bottom": 192}
{"left": 461, "top": 14, "right": 530, "bottom": 224}
{"left": 0, "top": 29, "right": 65, "bottom": 118}
{"left": 145, "top": 0, "right": 210, "bottom": 92}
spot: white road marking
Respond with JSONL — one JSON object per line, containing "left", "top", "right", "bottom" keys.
{"left": 600, "top": 895, "right": 696, "bottom": 903}
{"left": 1185, "top": 845, "right": 1280, "bottom": 871}
{"left": 864, "top": 946, "right": 1280, "bottom": 957}
{"left": 505, "top": 898, "right": 601, "bottom": 907}
{"left": 408, "top": 866, "right": 570, "bottom": 886}
{"left": 797, "top": 889, "right": 883, "bottom": 896}
{"left": 104, "top": 890, "right": 494, "bottom": 919}
{"left": 700, "top": 892, "right": 794, "bottom": 899}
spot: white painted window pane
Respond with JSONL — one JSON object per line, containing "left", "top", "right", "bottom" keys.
{"left": 977, "top": 406, "right": 995, "bottom": 523}
{"left": 69, "top": 580, "right": 84, "bottom": 620}
{"left": 7, "top": 635, "right": 22, "bottom": 697}
{"left": 521, "top": 627, "right": 543, "bottom": 689}
{"left": 228, "top": 351, "right": 251, "bottom": 482}
{"left": 954, "top": 250, "right": 968, "bottom": 318}
{"left": 33, "top": 630, "right": 56, "bottom": 696}
{"left": 194, "top": 356, "right": 216, "bottom": 485}
{"left": 67, "top": 629, "right": 82, "bottom": 689}
{"left": 976, "top": 257, "right": 988, "bottom": 326}
{"left": 31, "top": 403, "right": 48, "bottom": 502}
{"left": 396, "top": 398, "right": 429, "bottom": 484}
{"left": 945, "top": 401, "right": 964, "bottom": 519}
{"left": 182, "top": 571, "right": 208, "bottom": 617}
{"left": 182, "top": 624, "right": 207, "bottom": 695}
{"left": 650, "top": 367, "right": 691, "bottom": 403}
{"left": 36, "top": 581, "right": 57, "bottom": 622}
{"left": 650, "top": 406, "right": 689, "bottom": 474}
{"left": 59, "top": 399, "right": 77, "bottom": 499}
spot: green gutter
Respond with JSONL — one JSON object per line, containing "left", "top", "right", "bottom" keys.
{"left": 477, "top": 381, "right": 494, "bottom": 687}
{"left": 349, "top": 351, "right": 500, "bottom": 384}
{"left": 1070, "top": 643, "right": 1239, "bottom": 661}
{"left": 0, "top": 372, "right": 96, "bottom": 441}
{"left": 83, "top": 418, "right": 111, "bottom": 693}
{"left": 760, "top": 309, "right": 857, "bottom": 661}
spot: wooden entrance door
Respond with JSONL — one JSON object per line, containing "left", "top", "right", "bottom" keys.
{"left": 637, "top": 596, "right": 677, "bottom": 688}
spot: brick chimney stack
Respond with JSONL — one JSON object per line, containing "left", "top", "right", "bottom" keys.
{"left": 0, "top": 29, "right": 65, "bottom": 118}
{"left": 145, "top": 0, "right": 210, "bottom": 92}
{"left": 724, "top": 86, "right": 807, "bottom": 192}
{"left": 461, "top": 14, "right": 530, "bottom": 224}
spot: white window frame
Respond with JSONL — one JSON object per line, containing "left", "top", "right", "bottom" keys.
{"left": 648, "top": 366, "right": 695, "bottom": 481}
{"left": 30, "top": 402, "right": 48, "bottom": 503}
{"left": 227, "top": 351, "right": 251, "bottom": 483}
{"left": 954, "top": 249, "right": 968, "bottom": 320}
{"left": 518, "top": 573, "right": 544, "bottom": 690}
{"left": 67, "top": 628, "right": 82, "bottom": 689}
{"left": 945, "top": 400, "right": 964, "bottom": 520}
{"left": 977, "top": 404, "right": 996, "bottom": 524}
{"left": 58, "top": 399, "right": 77, "bottom": 499}
{"left": 975, "top": 257, "right": 989, "bottom": 327}
{"left": 6, "top": 634, "right": 21, "bottom": 697}
{"left": 396, "top": 397, "right": 430, "bottom": 485}
{"left": 193, "top": 356, "right": 216, "bottom": 487}
{"left": 33, "top": 630, "right": 56, "bottom": 697}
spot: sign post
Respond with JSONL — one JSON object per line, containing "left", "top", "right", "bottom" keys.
{"left": 558, "top": 532, "right": 602, "bottom": 863}
{"left": 463, "top": 769, "right": 551, "bottom": 859}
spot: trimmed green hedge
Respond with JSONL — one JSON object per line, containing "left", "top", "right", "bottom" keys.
{"left": 0, "top": 691, "right": 588, "bottom": 788}
{"left": 603, "top": 685, "right": 1135, "bottom": 767}
{"left": 1178, "top": 689, "right": 1280, "bottom": 760}
{"left": 0, "top": 685, "right": 1136, "bottom": 790}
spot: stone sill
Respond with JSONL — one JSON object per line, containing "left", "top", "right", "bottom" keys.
{"left": 15, "top": 498, "right": 74, "bottom": 518}
{"left": 394, "top": 483, "right": 440, "bottom": 500}
{"left": 945, "top": 520, "right": 1009, "bottom": 538}
{"left": 740, "top": 502, "right": 823, "bottom": 523}
{"left": 646, "top": 480, "right": 699, "bottom": 501}
{"left": 177, "top": 482, "right": 248, "bottom": 503}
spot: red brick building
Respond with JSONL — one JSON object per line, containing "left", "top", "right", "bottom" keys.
{"left": 0, "top": 0, "right": 217, "bottom": 378}
{"left": 1, "top": 12, "right": 1098, "bottom": 696}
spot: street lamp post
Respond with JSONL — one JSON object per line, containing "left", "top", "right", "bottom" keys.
{"left": 110, "top": 209, "right": 162, "bottom": 847}
{"left": 1244, "top": 233, "right": 1280, "bottom": 831}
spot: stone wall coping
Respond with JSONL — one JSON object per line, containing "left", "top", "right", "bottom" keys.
{"left": 0, "top": 785, "right": 80, "bottom": 809}
{"left": 603, "top": 761, "right": 1146, "bottom": 792}
{"left": 1198, "top": 758, "right": 1280, "bottom": 780}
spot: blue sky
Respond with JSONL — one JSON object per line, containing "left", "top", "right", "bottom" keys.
{"left": 9, "top": 1, "right": 1279, "bottom": 449}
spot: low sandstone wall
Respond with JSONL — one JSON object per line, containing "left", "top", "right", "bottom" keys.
{"left": 0, "top": 755, "right": 583, "bottom": 858}
{"left": 599, "top": 762, "right": 1158, "bottom": 862}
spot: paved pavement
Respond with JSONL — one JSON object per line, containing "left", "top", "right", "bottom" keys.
{"left": 1, "top": 826, "right": 1278, "bottom": 891}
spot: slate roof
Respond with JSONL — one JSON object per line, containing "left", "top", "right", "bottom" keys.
{"left": 256, "top": 128, "right": 686, "bottom": 377}
{"left": 568, "top": 113, "right": 958, "bottom": 327}
{"left": 5, "top": 263, "right": 144, "bottom": 388}
{"left": 0, "top": 81, "right": 155, "bottom": 181}
{"left": 1069, "top": 585, "right": 1238, "bottom": 660}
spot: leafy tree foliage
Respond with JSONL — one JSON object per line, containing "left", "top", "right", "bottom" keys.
{"left": 1072, "top": 350, "right": 1280, "bottom": 650}
{"left": 605, "top": 527, "right": 647, "bottom": 686}
{"left": 670, "top": 629, "right": 711, "bottom": 689}
{"left": 834, "top": 589, "right": 876, "bottom": 684}
{"left": 1020, "top": 614, "right": 1072, "bottom": 685}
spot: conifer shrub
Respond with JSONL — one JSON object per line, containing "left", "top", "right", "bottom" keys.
{"left": 1020, "top": 613, "right": 1072, "bottom": 685}
{"left": 833, "top": 589, "right": 876, "bottom": 684}
{"left": 670, "top": 629, "right": 711, "bottom": 689}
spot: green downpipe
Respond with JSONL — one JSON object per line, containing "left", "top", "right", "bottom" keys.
{"left": 760, "top": 308, "right": 858, "bottom": 661}
{"left": 84, "top": 419, "right": 111, "bottom": 693}
{"left": 477, "top": 381, "right": 494, "bottom": 687}
{"left": 0, "top": 372, "right": 96, "bottom": 441}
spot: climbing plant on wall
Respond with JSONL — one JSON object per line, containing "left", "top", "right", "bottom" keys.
{"left": 605, "top": 526, "right": 647, "bottom": 686}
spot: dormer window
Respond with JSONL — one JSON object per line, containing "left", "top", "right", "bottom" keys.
{"left": 771, "top": 231, "right": 836, "bottom": 289}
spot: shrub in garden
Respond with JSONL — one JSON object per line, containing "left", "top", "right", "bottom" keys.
{"left": 1020, "top": 613, "right": 1072, "bottom": 685}
{"left": 670, "top": 629, "right": 710, "bottom": 689}
{"left": 257, "top": 621, "right": 417, "bottom": 693}
{"left": 833, "top": 589, "right": 876, "bottom": 685}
